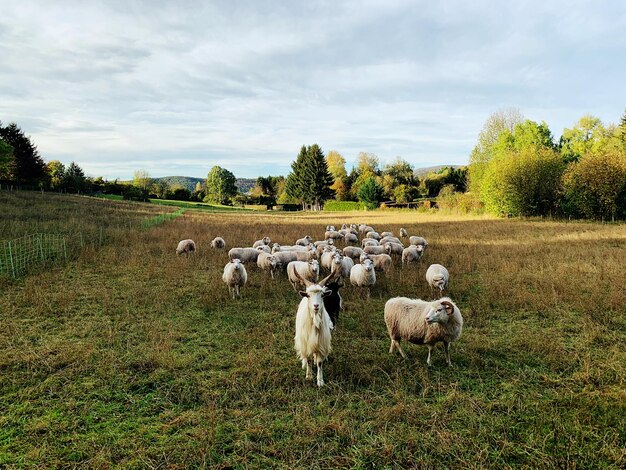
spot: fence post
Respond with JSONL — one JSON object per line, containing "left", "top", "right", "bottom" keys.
{"left": 8, "top": 241, "right": 15, "bottom": 279}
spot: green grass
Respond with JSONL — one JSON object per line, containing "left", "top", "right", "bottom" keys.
{"left": 0, "top": 192, "right": 624, "bottom": 468}
{"left": 149, "top": 198, "right": 255, "bottom": 211}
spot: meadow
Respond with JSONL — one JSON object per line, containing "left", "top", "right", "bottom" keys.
{"left": 0, "top": 192, "right": 625, "bottom": 468}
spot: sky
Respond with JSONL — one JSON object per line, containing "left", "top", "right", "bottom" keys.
{"left": 1, "top": 1, "right": 625, "bottom": 179}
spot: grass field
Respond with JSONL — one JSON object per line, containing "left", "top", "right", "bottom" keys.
{"left": 1, "top": 192, "right": 625, "bottom": 468}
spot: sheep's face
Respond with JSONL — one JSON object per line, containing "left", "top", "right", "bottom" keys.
{"left": 232, "top": 259, "right": 242, "bottom": 270}
{"left": 309, "top": 260, "right": 320, "bottom": 274}
{"left": 426, "top": 302, "right": 454, "bottom": 324}
{"left": 268, "top": 256, "right": 277, "bottom": 268}
{"left": 363, "top": 260, "right": 374, "bottom": 272}
{"left": 433, "top": 276, "right": 446, "bottom": 290}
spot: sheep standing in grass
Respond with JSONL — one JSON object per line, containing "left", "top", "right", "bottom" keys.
{"left": 402, "top": 245, "right": 424, "bottom": 265}
{"left": 380, "top": 231, "right": 394, "bottom": 238}
{"left": 350, "top": 258, "right": 376, "bottom": 297}
{"left": 384, "top": 297, "right": 463, "bottom": 366}
{"left": 253, "top": 237, "right": 272, "bottom": 248}
{"left": 399, "top": 228, "right": 408, "bottom": 239}
{"left": 296, "top": 235, "right": 313, "bottom": 246}
{"left": 257, "top": 252, "right": 278, "bottom": 278}
{"left": 343, "top": 233, "right": 359, "bottom": 245}
{"left": 426, "top": 264, "right": 449, "bottom": 297}
{"left": 383, "top": 242, "right": 404, "bottom": 257}
{"left": 343, "top": 246, "right": 364, "bottom": 262}
{"left": 176, "top": 239, "right": 196, "bottom": 256}
{"left": 409, "top": 236, "right": 428, "bottom": 248}
{"left": 222, "top": 259, "right": 247, "bottom": 299}
{"left": 228, "top": 247, "right": 263, "bottom": 264}
{"left": 287, "top": 260, "right": 320, "bottom": 291}
{"left": 210, "top": 237, "right": 225, "bottom": 249}
{"left": 293, "top": 271, "right": 335, "bottom": 387}
{"left": 366, "top": 253, "right": 393, "bottom": 273}
{"left": 364, "top": 244, "right": 392, "bottom": 256}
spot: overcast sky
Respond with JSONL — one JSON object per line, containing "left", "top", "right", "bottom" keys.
{"left": 1, "top": 1, "right": 625, "bottom": 179}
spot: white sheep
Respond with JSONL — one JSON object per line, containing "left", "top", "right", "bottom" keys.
{"left": 361, "top": 238, "right": 380, "bottom": 248}
{"left": 409, "top": 236, "right": 428, "bottom": 247}
{"left": 176, "top": 239, "right": 196, "bottom": 256}
{"left": 287, "top": 260, "right": 320, "bottom": 291}
{"left": 228, "top": 247, "right": 263, "bottom": 264}
{"left": 380, "top": 231, "right": 394, "bottom": 238}
{"left": 343, "top": 233, "right": 358, "bottom": 245}
{"left": 295, "top": 235, "right": 313, "bottom": 246}
{"left": 325, "top": 230, "right": 344, "bottom": 241}
{"left": 338, "top": 255, "right": 354, "bottom": 278}
{"left": 359, "top": 225, "right": 374, "bottom": 234}
{"left": 383, "top": 241, "right": 404, "bottom": 256}
{"left": 257, "top": 251, "right": 278, "bottom": 278}
{"left": 380, "top": 236, "right": 402, "bottom": 245}
{"left": 364, "top": 244, "right": 392, "bottom": 256}
{"left": 343, "top": 246, "right": 364, "bottom": 262}
{"left": 402, "top": 245, "right": 424, "bottom": 265}
{"left": 271, "top": 251, "right": 299, "bottom": 270}
{"left": 365, "top": 231, "right": 381, "bottom": 241}
{"left": 320, "top": 247, "right": 339, "bottom": 271}
{"left": 222, "top": 259, "right": 247, "bottom": 299}
{"left": 253, "top": 236, "right": 271, "bottom": 248}
{"left": 426, "top": 264, "right": 449, "bottom": 297}
{"left": 366, "top": 253, "right": 393, "bottom": 273}
{"left": 293, "top": 271, "right": 336, "bottom": 387}
{"left": 399, "top": 228, "right": 408, "bottom": 238}
{"left": 350, "top": 258, "right": 376, "bottom": 296}
{"left": 384, "top": 297, "right": 463, "bottom": 366}
{"left": 210, "top": 237, "right": 225, "bottom": 250}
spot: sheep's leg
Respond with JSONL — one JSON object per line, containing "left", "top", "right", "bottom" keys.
{"left": 228, "top": 286, "right": 233, "bottom": 299}
{"left": 395, "top": 340, "right": 408, "bottom": 359}
{"left": 426, "top": 345, "right": 433, "bottom": 366}
{"left": 389, "top": 339, "right": 396, "bottom": 354}
{"left": 444, "top": 341, "right": 452, "bottom": 367}
{"left": 235, "top": 285, "right": 240, "bottom": 298}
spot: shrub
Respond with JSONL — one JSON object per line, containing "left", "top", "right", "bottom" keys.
{"left": 323, "top": 201, "right": 366, "bottom": 211}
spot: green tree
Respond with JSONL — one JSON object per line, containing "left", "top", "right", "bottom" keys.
{"left": 326, "top": 150, "right": 350, "bottom": 200}
{"left": 562, "top": 148, "right": 626, "bottom": 220}
{"left": 0, "top": 121, "right": 47, "bottom": 184}
{"left": 559, "top": 115, "right": 608, "bottom": 163}
{"left": 63, "top": 162, "right": 88, "bottom": 193}
{"left": 0, "top": 139, "right": 16, "bottom": 180}
{"left": 381, "top": 157, "right": 418, "bottom": 200}
{"left": 393, "top": 184, "right": 419, "bottom": 204}
{"left": 468, "top": 108, "right": 524, "bottom": 193}
{"left": 357, "top": 176, "right": 384, "bottom": 210}
{"left": 133, "top": 170, "right": 152, "bottom": 192}
{"left": 286, "top": 145, "right": 335, "bottom": 210}
{"left": 351, "top": 152, "right": 381, "bottom": 198}
{"left": 46, "top": 160, "right": 65, "bottom": 189}
{"left": 205, "top": 166, "right": 238, "bottom": 205}
{"left": 481, "top": 147, "right": 564, "bottom": 216}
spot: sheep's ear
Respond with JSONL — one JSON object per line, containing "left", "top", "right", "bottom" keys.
{"left": 441, "top": 301, "right": 454, "bottom": 315}
{"left": 299, "top": 291, "right": 308, "bottom": 298}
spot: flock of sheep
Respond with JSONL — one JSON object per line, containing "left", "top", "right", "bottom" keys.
{"left": 176, "top": 223, "right": 463, "bottom": 387}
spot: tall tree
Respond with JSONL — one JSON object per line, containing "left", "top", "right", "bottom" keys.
{"left": 326, "top": 150, "right": 350, "bottom": 201}
{"left": 133, "top": 169, "right": 152, "bottom": 192}
{"left": 559, "top": 115, "right": 608, "bottom": 163}
{"left": 0, "top": 121, "right": 47, "bottom": 184}
{"left": 63, "top": 162, "right": 88, "bottom": 193}
{"left": 468, "top": 108, "right": 524, "bottom": 192}
{"left": 285, "top": 145, "right": 334, "bottom": 210}
{"left": 357, "top": 177, "right": 384, "bottom": 210}
{"left": 46, "top": 160, "right": 65, "bottom": 189}
{"left": 351, "top": 152, "right": 381, "bottom": 197}
{"left": 205, "top": 166, "right": 238, "bottom": 205}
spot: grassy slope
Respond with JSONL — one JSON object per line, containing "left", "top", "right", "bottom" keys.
{"left": 0, "top": 194, "right": 625, "bottom": 468}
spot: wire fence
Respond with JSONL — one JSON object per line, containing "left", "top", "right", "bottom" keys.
{"left": 0, "top": 233, "right": 67, "bottom": 279}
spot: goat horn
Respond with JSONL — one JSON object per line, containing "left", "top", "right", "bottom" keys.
{"left": 318, "top": 270, "right": 338, "bottom": 287}
{"left": 293, "top": 268, "right": 313, "bottom": 288}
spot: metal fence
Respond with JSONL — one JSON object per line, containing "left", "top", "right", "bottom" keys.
{"left": 0, "top": 233, "right": 67, "bottom": 278}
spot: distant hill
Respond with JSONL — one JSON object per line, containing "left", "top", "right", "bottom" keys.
{"left": 154, "top": 176, "right": 256, "bottom": 193}
{"left": 414, "top": 165, "right": 465, "bottom": 178}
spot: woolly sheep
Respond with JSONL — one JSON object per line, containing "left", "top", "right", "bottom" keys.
{"left": 296, "top": 235, "right": 313, "bottom": 246}
{"left": 380, "top": 236, "right": 402, "bottom": 245}
{"left": 365, "top": 231, "right": 381, "bottom": 240}
{"left": 272, "top": 244, "right": 309, "bottom": 253}
{"left": 272, "top": 251, "right": 299, "bottom": 270}
{"left": 364, "top": 244, "right": 392, "bottom": 256}
{"left": 253, "top": 236, "right": 271, "bottom": 248}
{"left": 325, "top": 230, "right": 344, "bottom": 241}
{"left": 409, "top": 236, "right": 428, "bottom": 247}
{"left": 343, "top": 246, "right": 364, "bottom": 262}
{"left": 426, "top": 264, "right": 449, "bottom": 297}
{"left": 343, "top": 233, "right": 359, "bottom": 245}
{"left": 399, "top": 228, "right": 408, "bottom": 238}
{"left": 366, "top": 253, "right": 393, "bottom": 273}
{"left": 383, "top": 242, "right": 404, "bottom": 256}
{"left": 293, "top": 271, "right": 336, "bottom": 387}
{"left": 338, "top": 255, "right": 354, "bottom": 278}
{"left": 402, "top": 245, "right": 424, "bottom": 265}
{"left": 350, "top": 258, "right": 376, "bottom": 296}
{"left": 361, "top": 238, "right": 379, "bottom": 247}
{"left": 287, "top": 260, "right": 320, "bottom": 291}
{"left": 325, "top": 225, "right": 336, "bottom": 232}
{"left": 320, "top": 247, "right": 339, "bottom": 271}
{"left": 222, "top": 259, "right": 247, "bottom": 299}
{"left": 384, "top": 297, "right": 463, "bottom": 366}
{"left": 359, "top": 225, "right": 374, "bottom": 234}
{"left": 210, "top": 237, "right": 225, "bottom": 250}
{"left": 228, "top": 247, "right": 262, "bottom": 264}
{"left": 294, "top": 249, "right": 317, "bottom": 262}
{"left": 176, "top": 239, "right": 196, "bottom": 256}
{"left": 257, "top": 251, "right": 279, "bottom": 278}
{"left": 380, "top": 231, "right": 394, "bottom": 238}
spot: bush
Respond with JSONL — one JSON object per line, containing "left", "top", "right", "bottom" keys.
{"left": 437, "top": 186, "right": 484, "bottom": 214}
{"left": 323, "top": 201, "right": 367, "bottom": 211}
